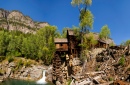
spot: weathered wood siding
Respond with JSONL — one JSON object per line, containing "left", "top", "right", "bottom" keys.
{"left": 55, "top": 43, "right": 68, "bottom": 51}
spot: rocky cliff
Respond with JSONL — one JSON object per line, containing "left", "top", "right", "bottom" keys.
{"left": 0, "top": 57, "right": 49, "bottom": 82}
{"left": 0, "top": 8, "right": 49, "bottom": 33}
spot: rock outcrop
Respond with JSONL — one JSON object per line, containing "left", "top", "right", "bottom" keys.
{"left": 0, "top": 8, "right": 49, "bottom": 33}
{"left": 0, "top": 60, "right": 48, "bottom": 82}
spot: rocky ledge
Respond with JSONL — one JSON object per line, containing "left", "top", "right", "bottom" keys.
{"left": 0, "top": 59, "right": 51, "bottom": 83}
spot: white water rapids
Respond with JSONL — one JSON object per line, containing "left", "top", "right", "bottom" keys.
{"left": 36, "top": 70, "right": 47, "bottom": 85}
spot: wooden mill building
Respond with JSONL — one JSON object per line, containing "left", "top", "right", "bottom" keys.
{"left": 54, "top": 29, "right": 81, "bottom": 58}
{"left": 52, "top": 29, "right": 114, "bottom": 84}
{"left": 52, "top": 29, "right": 81, "bottom": 84}
{"left": 54, "top": 30, "right": 114, "bottom": 56}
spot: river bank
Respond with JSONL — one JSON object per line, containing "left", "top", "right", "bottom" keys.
{"left": 0, "top": 57, "right": 51, "bottom": 83}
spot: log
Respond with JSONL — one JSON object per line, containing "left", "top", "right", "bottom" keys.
{"left": 93, "top": 76, "right": 101, "bottom": 80}
{"left": 56, "top": 81, "right": 62, "bottom": 85}
{"left": 78, "top": 80, "right": 91, "bottom": 85}
{"left": 99, "top": 81, "right": 113, "bottom": 85}
{"left": 60, "top": 62, "right": 65, "bottom": 69}
{"left": 55, "top": 69, "right": 61, "bottom": 72}
{"left": 85, "top": 71, "right": 104, "bottom": 75}
{"left": 71, "top": 75, "right": 84, "bottom": 80}
{"left": 93, "top": 76, "right": 101, "bottom": 84}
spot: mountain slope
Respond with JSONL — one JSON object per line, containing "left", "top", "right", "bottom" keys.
{"left": 0, "top": 8, "right": 49, "bottom": 33}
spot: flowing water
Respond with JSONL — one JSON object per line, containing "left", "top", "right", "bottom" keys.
{"left": 36, "top": 70, "right": 47, "bottom": 84}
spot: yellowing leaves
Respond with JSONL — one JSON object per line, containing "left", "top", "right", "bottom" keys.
{"left": 80, "top": 10, "right": 93, "bottom": 30}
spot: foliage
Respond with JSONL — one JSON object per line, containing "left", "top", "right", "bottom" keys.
{"left": 0, "top": 69, "right": 5, "bottom": 75}
{"left": 7, "top": 34, "right": 22, "bottom": 57}
{"left": 79, "top": 49, "right": 88, "bottom": 62}
{"left": 118, "top": 55, "right": 125, "bottom": 66}
{"left": 95, "top": 67, "right": 99, "bottom": 71}
{"left": 16, "top": 59, "right": 23, "bottom": 69}
{"left": 71, "top": 0, "right": 82, "bottom": 6}
{"left": 120, "top": 41, "right": 125, "bottom": 46}
{"left": 54, "top": 30, "right": 62, "bottom": 38}
{"left": 24, "top": 60, "right": 31, "bottom": 67}
{"left": 79, "top": 36, "right": 88, "bottom": 49}
{"left": 95, "top": 65, "right": 100, "bottom": 71}
{"left": 122, "top": 40, "right": 130, "bottom": 46}
{"left": 78, "top": 32, "right": 98, "bottom": 61}
{"left": 61, "top": 28, "right": 68, "bottom": 38}
{"left": 71, "top": 0, "right": 94, "bottom": 60}
{"left": 17, "top": 59, "right": 23, "bottom": 67}
{"left": 71, "top": 0, "right": 93, "bottom": 32}
{"left": 109, "top": 42, "right": 115, "bottom": 47}
{"left": 99, "top": 25, "right": 110, "bottom": 39}
{"left": 71, "top": 0, "right": 92, "bottom": 7}
{"left": 79, "top": 10, "right": 93, "bottom": 32}
{"left": 0, "top": 56, "right": 5, "bottom": 62}
{"left": 0, "top": 25, "right": 57, "bottom": 65}
{"left": 36, "top": 26, "right": 56, "bottom": 64}
{"left": 0, "top": 30, "right": 9, "bottom": 55}
{"left": 67, "top": 79, "right": 72, "bottom": 85}
{"left": 109, "top": 77, "right": 113, "bottom": 81}
{"left": 72, "top": 26, "right": 80, "bottom": 40}
{"left": 86, "top": 32, "right": 98, "bottom": 48}
{"left": 7, "top": 56, "right": 14, "bottom": 63}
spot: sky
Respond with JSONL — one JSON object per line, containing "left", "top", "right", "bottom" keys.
{"left": 0, "top": 0, "right": 130, "bottom": 45}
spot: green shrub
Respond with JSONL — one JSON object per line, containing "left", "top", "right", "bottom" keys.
{"left": 14, "top": 51, "right": 22, "bottom": 57}
{"left": 0, "top": 56, "right": 5, "bottom": 62}
{"left": 24, "top": 60, "right": 31, "bottom": 67}
{"left": 118, "top": 56, "right": 125, "bottom": 66}
{"left": 0, "top": 69, "right": 5, "bottom": 75}
{"left": 95, "top": 65, "right": 100, "bottom": 71}
{"left": 7, "top": 56, "right": 14, "bottom": 63}
{"left": 16, "top": 59, "right": 23, "bottom": 69}
{"left": 95, "top": 67, "right": 99, "bottom": 71}
{"left": 67, "top": 79, "right": 72, "bottom": 85}
{"left": 109, "top": 77, "right": 113, "bottom": 81}
{"left": 80, "top": 54, "right": 87, "bottom": 62}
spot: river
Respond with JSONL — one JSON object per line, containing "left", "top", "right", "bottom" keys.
{"left": 0, "top": 79, "right": 53, "bottom": 85}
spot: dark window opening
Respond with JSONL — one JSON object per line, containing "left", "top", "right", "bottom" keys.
{"left": 60, "top": 44, "right": 63, "bottom": 46}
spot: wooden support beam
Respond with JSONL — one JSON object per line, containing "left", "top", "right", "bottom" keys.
{"left": 85, "top": 71, "right": 104, "bottom": 75}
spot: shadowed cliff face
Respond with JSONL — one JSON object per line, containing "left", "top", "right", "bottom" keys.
{"left": 0, "top": 8, "right": 49, "bottom": 33}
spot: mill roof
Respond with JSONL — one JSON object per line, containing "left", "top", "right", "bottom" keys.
{"left": 67, "top": 30, "right": 74, "bottom": 35}
{"left": 54, "top": 38, "right": 68, "bottom": 43}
